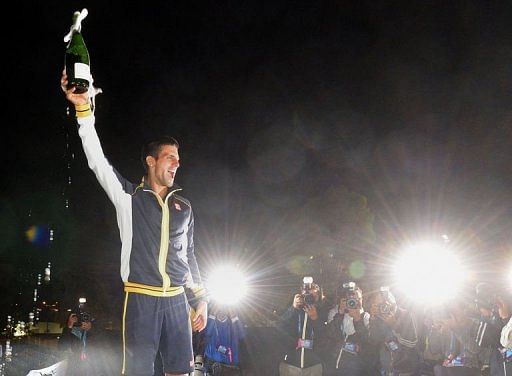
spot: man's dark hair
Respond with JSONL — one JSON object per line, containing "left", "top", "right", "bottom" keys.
{"left": 141, "top": 136, "right": 180, "bottom": 172}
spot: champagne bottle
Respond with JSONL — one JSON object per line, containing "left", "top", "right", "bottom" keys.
{"left": 64, "top": 9, "right": 90, "bottom": 94}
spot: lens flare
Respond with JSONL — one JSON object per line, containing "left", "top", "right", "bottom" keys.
{"left": 349, "top": 260, "right": 366, "bottom": 279}
{"left": 206, "top": 264, "right": 248, "bottom": 305}
{"left": 393, "top": 240, "right": 466, "bottom": 305}
{"left": 25, "top": 225, "right": 50, "bottom": 247}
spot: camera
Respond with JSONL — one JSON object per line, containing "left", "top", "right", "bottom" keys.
{"left": 346, "top": 298, "right": 359, "bottom": 309}
{"left": 73, "top": 297, "right": 95, "bottom": 326}
{"left": 377, "top": 286, "right": 395, "bottom": 316}
{"left": 301, "top": 276, "right": 316, "bottom": 305}
{"left": 379, "top": 303, "right": 392, "bottom": 315}
{"left": 342, "top": 282, "right": 360, "bottom": 310}
{"left": 76, "top": 310, "right": 94, "bottom": 326}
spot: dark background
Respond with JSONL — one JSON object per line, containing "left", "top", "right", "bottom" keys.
{"left": 2, "top": 1, "right": 512, "bottom": 328}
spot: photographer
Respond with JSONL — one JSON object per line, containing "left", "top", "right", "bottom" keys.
{"left": 277, "top": 277, "right": 327, "bottom": 376}
{"left": 472, "top": 282, "right": 511, "bottom": 376}
{"left": 368, "top": 286, "right": 419, "bottom": 376}
{"left": 428, "top": 299, "right": 483, "bottom": 376}
{"left": 58, "top": 299, "right": 95, "bottom": 376}
{"left": 201, "top": 303, "right": 247, "bottom": 376}
{"left": 500, "top": 316, "right": 512, "bottom": 375}
{"left": 501, "top": 316, "right": 512, "bottom": 349}
{"left": 418, "top": 306, "right": 451, "bottom": 375}
{"left": 324, "top": 281, "right": 373, "bottom": 376}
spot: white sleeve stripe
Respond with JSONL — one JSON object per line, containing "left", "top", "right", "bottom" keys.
{"left": 78, "top": 116, "right": 132, "bottom": 282}
{"left": 118, "top": 194, "right": 132, "bottom": 282}
{"left": 78, "top": 117, "right": 128, "bottom": 209}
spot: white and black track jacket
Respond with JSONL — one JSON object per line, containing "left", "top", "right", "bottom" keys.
{"left": 77, "top": 114, "right": 206, "bottom": 299}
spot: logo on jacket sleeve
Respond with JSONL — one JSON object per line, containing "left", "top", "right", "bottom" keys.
{"left": 174, "top": 202, "right": 182, "bottom": 211}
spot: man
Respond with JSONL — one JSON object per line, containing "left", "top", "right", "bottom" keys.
{"left": 202, "top": 303, "right": 247, "bottom": 375}
{"left": 368, "top": 286, "right": 419, "bottom": 376}
{"left": 500, "top": 315, "right": 512, "bottom": 375}
{"left": 59, "top": 311, "right": 93, "bottom": 376}
{"left": 61, "top": 71, "right": 208, "bottom": 376}
{"left": 277, "top": 277, "right": 327, "bottom": 376}
{"left": 324, "top": 282, "right": 373, "bottom": 376}
{"left": 473, "top": 282, "right": 511, "bottom": 376}
{"left": 502, "top": 316, "right": 512, "bottom": 349}
{"left": 428, "top": 300, "right": 483, "bottom": 376}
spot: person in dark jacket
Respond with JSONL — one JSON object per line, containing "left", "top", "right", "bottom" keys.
{"left": 277, "top": 278, "right": 327, "bottom": 376}
{"left": 417, "top": 306, "right": 448, "bottom": 376}
{"left": 59, "top": 312, "right": 93, "bottom": 376}
{"left": 368, "top": 286, "right": 419, "bottom": 376}
{"left": 473, "top": 282, "right": 511, "bottom": 376}
{"left": 429, "top": 300, "right": 483, "bottom": 376}
{"left": 324, "top": 281, "right": 374, "bottom": 376}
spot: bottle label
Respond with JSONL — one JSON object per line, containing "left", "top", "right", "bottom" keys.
{"left": 74, "top": 63, "right": 90, "bottom": 80}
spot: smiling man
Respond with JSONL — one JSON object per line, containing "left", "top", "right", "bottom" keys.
{"left": 60, "top": 70, "right": 208, "bottom": 376}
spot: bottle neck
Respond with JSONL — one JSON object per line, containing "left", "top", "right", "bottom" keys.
{"left": 64, "top": 9, "right": 87, "bottom": 43}
{"left": 72, "top": 20, "right": 82, "bottom": 34}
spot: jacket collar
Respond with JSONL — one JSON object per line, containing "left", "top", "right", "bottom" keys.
{"left": 138, "top": 176, "right": 182, "bottom": 195}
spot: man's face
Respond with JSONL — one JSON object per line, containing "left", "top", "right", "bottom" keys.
{"left": 149, "top": 144, "right": 180, "bottom": 188}
{"left": 307, "top": 287, "right": 321, "bottom": 302}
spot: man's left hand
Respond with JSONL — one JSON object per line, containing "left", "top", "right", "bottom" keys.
{"left": 192, "top": 301, "right": 208, "bottom": 332}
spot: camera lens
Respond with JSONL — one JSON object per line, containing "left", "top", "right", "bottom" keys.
{"left": 379, "top": 303, "right": 391, "bottom": 315}
{"left": 346, "top": 298, "right": 358, "bottom": 309}
{"left": 303, "top": 293, "right": 315, "bottom": 305}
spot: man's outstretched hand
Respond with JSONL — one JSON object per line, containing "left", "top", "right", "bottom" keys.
{"left": 60, "top": 69, "right": 89, "bottom": 106}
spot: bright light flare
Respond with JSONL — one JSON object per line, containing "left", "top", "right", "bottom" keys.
{"left": 393, "top": 241, "right": 466, "bottom": 305}
{"left": 206, "top": 264, "right": 248, "bottom": 305}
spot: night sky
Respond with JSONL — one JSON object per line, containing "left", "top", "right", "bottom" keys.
{"left": 3, "top": 1, "right": 512, "bottom": 323}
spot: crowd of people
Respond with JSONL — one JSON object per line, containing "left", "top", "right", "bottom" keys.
{"left": 275, "top": 277, "right": 512, "bottom": 376}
